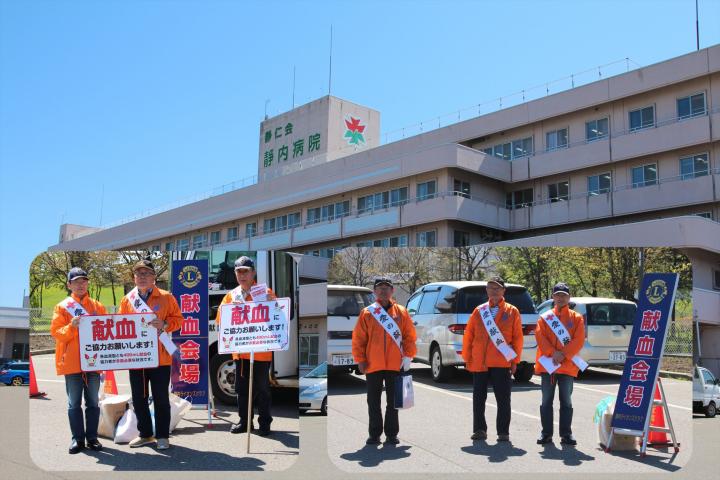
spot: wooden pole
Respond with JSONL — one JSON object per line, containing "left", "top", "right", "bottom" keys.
{"left": 246, "top": 351, "right": 255, "bottom": 453}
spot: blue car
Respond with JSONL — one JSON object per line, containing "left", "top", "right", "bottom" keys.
{"left": 0, "top": 361, "right": 30, "bottom": 386}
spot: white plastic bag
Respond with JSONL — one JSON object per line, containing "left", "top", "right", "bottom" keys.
{"left": 169, "top": 393, "right": 192, "bottom": 432}
{"left": 114, "top": 408, "right": 139, "bottom": 444}
{"left": 97, "top": 394, "right": 131, "bottom": 439}
{"left": 393, "top": 373, "right": 414, "bottom": 409}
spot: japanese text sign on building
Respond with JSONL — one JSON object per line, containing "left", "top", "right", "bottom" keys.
{"left": 79, "top": 314, "right": 159, "bottom": 371}
{"left": 217, "top": 298, "right": 291, "bottom": 354}
{"left": 171, "top": 260, "right": 210, "bottom": 406}
{"left": 611, "top": 273, "right": 679, "bottom": 432}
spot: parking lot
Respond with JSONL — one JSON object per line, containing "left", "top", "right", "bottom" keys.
{"left": 328, "top": 364, "right": 692, "bottom": 474}
{"left": 28, "top": 353, "right": 298, "bottom": 471}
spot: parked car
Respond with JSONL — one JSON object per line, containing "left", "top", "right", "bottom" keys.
{"left": 406, "top": 281, "right": 538, "bottom": 382}
{"left": 0, "top": 361, "right": 30, "bottom": 386}
{"left": 693, "top": 365, "right": 720, "bottom": 417}
{"left": 537, "top": 297, "right": 636, "bottom": 367}
{"left": 299, "top": 362, "right": 327, "bottom": 415}
{"left": 326, "top": 285, "right": 374, "bottom": 373}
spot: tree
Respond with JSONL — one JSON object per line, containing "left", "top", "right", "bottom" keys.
{"left": 328, "top": 248, "right": 379, "bottom": 287}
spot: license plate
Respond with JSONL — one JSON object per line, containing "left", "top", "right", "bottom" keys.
{"left": 609, "top": 351, "right": 626, "bottom": 362}
{"left": 332, "top": 354, "right": 354, "bottom": 366}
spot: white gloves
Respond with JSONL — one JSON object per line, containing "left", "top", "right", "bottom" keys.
{"left": 401, "top": 356, "right": 412, "bottom": 371}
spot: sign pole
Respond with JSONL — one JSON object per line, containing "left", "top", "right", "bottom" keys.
{"left": 246, "top": 351, "right": 255, "bottom": 454}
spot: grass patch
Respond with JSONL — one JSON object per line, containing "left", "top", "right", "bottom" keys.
{"left": 32, "top": 285, "right": 124, "bottom": 332}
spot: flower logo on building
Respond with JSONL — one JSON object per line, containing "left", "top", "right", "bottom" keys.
{"left": 344, "top": 116, "right": 366, "bottom": 147}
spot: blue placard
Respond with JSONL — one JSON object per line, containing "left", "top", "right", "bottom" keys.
{"left": 170, "top": 259, "right": 210, "bottom": 406}
{"left": 611, "top": 273, "right": 679, "bottom": 432}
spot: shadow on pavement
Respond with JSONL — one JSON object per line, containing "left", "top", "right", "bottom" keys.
{"left": 538, "top": 443, "right": 595, "bottom": 466}
{"left": 593, "top": 446, "right": 682, "bottom": 472}
{"left": 339, "top": 443, "right": 412, "bottom": 467}
{"left": 460, "top": 441, "right": 527, "bottom": 463}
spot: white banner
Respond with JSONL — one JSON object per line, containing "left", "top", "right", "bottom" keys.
{"left": 78, "top": 313, "right": 159, "bottom": 371}
{"left": 478, "top": 303, "right": 517, "bottom": 361}
{"left": 540, "top": 310, "right": 588, "bottom": 371}
{"left": 61, "top": 297, "right": 89, "bottom": 317}
{"left": 367, "top": 302, "right": 403, "bottom": 352}
{"left": 217, "top": 298, "right": 291, "bottom": 354}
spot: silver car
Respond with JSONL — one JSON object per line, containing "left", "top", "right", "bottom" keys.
{"left": 406, "top": 281, "right": 538, "bottom": 383}
{"left": 299, "top": 362, "right": 327, "bottom": 415}
{"left": 536, "top": 297, "right": 636, "bottom": 367}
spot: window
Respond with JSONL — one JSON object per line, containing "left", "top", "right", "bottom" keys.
{"left": 453, "top": 230, "right": 470, "bottom": 247}
{"left": 548, "top": 181, "right": 569, "bottom": 202}
{"left": 406, "top": 293, "right": 423, "bottom": 314}
{"left": 307, "top": 207, "right": 321, "bottom": 224}
{"left": 454, "top": 180, "right": 470, "bottom": 198}
{"left": 680, "top": 153, "right": 709, "bottom": 179}
{"left": 165, "top": 242, "right": 174, "bottom": 251}
{"left": 209, "top": 231, "right": 220, "bottom": 246}
{"left": 677, "top": 92, "right": 706, "bottom": 119}
{"left": 151, "top": 245, "right": 160, "bottom": 251}
{"left": 695, "top": 212, "right": 712, "bottom": 219}
{"left": 512, "top": 137, "right": 533, "bottom": 158}
{"left": 309, "top": 200, "right": 351, "bottom": 224}
{"left": 631, "top": 164, "right": 657, "bottom": 188}
{"left": 629, "top": 106, "right": 654, "bottom": 131}
{"left": 299, "top": 334, "right": 319, "bottom": 368}
{"left": 417, "top": 180, "right": 437, "bottom": 201}
{"left": 492, "top": 142, "right": 511, "bottom": 160}
{"left": 244, "top": 223, "right": 256, "bottom": 238}
{"left": 372, "top": 238, "right": 390, "bottom": 247}
{"left": 177, "top": 238, "right": 189, "bottom": 250}
{"left": 356, "top": 240, "right": 372, "bottom": 247}
{"left": 390, "top": 187, "right": 408, "bottom": 206}
{"left": 358, "top": 187, "right": 407, "bottom": 214}
{"left": 418, "top": 288, "right": 441, "bottom": 314}
{"left": 389, "top": 235, "right": 408, "bottom": 247}
{"left": 588, "top": 173, "right": 611, "bottom": 195}
{"left": 486, "top": 136, "right": 533, "bottom": 160}
{"left": 416, "top": 230, "right": 437, "bottom": 247}
{"left": 714, "top": 270, "right": 720, "bottom": 291}
{"left": 192, "top": 234, "right": 206, "bottom": 249}
{"left": 586, "top": 118, "right": 609, "bottom": 142}
{"left": 227, "top": 227, "right": 239, "bottom": 242}
{"left": 506, "top": 188, "right": 534, "bottom": 209}
{"left": 263, "top": 218, "right": 275, "bottom": 234}
{"left": 546, "top": 128, "right": 568, "bottom": 151}
{"left": 288, "top": 212, "right": 301, "bottom": 228}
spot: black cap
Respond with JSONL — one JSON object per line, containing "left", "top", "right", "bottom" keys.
{"left": 234, "top": 256, "right": 255, "bottom": 270}
{"left": 132, "top": 260, "right": 156, "bottom": 274}
{"left": 67, "top": 267, "right": 88, "bottom": 282}
{"left": 373, "top": 277, "right": 394, "bottom": 288}
{"left": 552, "top": 282, "right": 571, "bottom": 295}
{"left": 486, "top": 276, "right": 505, "bottom": 288}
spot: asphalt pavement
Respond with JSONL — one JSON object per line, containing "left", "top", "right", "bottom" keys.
{"left": 327, "top": 364, "right": 693, "bottom": 474}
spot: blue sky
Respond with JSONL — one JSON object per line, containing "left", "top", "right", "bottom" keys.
{"left": 1, "top": 0, "right": 719, "bottom": 307}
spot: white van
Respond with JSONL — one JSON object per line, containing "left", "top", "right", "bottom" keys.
{"left": 326, "top": 285, "right": 374, "bottom": 372}
{"left": 537, "top": 297, "right": 636, "bottom": 367}
{"left": 406, "top": 281, "right": 538, "bottom": 382}
{"left": 693, "top": 365, "right": 720, "bottom": 417}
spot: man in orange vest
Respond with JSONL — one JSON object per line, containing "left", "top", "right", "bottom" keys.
{"left": 462, "top": 276, "right": 523, "bottom": 442}
{"left": 216, "top": 256, "right": 277, "bottom": 436}
{"left": 352, "top": 277, "right": 417, "bottom": 445}
{"left": 50, "top": 267, "right": 107, "bottom": 454}
{"left": 535, "top": 282, "right": 585, "bottom": 446}
{"left": 120, "top": 260, "right": 183, "bottom": 450}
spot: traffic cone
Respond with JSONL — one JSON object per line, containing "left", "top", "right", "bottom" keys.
{"left": 103, "top": 370, "right": 118, "bottom": 395}
{"left": 28, "top": 356, "right": 46, "bottom": 398}
{"left": 648, "top": 380, "right": 670, "bottom": 445}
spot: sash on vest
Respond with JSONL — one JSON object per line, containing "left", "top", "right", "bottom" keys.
{"left": 540, "top": 310, "right": 588, "bottom": 371}
{"left": 230, "top": 286, "right": 249, "bottom": 303}
{"left": 367, "top": 302, "right": 402, "bottom": 353}
{"left": 125, "top": 288, "right": 177, "bottom": 356}
{"left": 478, "top": 303, "right": 517, "bottom": 362}
{"left": 61, "top": 297, "right": 89, "bottom": 317}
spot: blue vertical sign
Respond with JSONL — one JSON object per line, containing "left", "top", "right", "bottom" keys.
{"left": 171, "top": 259, "right": 209, "bottom": 406}
{"left": 611, "top": 273, "right": 679, "bottom": 432}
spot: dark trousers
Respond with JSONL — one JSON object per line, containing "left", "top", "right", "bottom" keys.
{"left": 540, "top": 373, "right": 574, "bottom": 437}
{"left": 65, "top": 372, "right": 101, "bottom": 442}
{"left": 472, "top": 368, "right": 512, "bottom": 435}
{"left": 129, "top": 366, "right": 171, "bottom": 439}
{"left": 235, "top": 359, "right": 272, "bottom": 429}
{"left": 365, "top": 370, "right": 400, "bottom": 438}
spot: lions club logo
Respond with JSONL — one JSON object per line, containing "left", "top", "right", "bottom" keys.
{"left": 645, "top": 279, "right": 668, "bottom": 305}
{"left": 178, "top": 265, "right": 202, "bottom": 289}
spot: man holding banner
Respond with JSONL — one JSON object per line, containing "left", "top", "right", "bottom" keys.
{"left": 462, "top": 276, "right": 523, "bottom": 442}
{"left": 119, "top": 260, "right": 182, "bottom": 450}
{"left": 351, "top": 277, "right": 417, "bottom": 446}
{"left": 534, "top": 282, "right": 586, "bottom": 446}
{"left": 51, "top": 267, "right": 107, "bottom": 454}
{"left": 216, "top": 256, "right": 277, "bottom": 436}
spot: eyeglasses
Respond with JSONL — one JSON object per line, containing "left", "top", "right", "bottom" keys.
{"left": 134, "top": 271, "right": 156, "bottom": 278}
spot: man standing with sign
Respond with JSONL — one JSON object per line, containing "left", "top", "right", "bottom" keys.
{"left": 216, "top": 256, "right": 277, "bottom": 436}
{"left": 50, "top": 267, "right": 107, "bottom": 454}
{"left": 534, "top": 282, "right": 586, "bottom": 446}
{"left": 119, "top": 260, "right": 182, "bottom": 450}
{"left": 352, "top": 277, "right": 417, "bottom": 446}
{"left": 462, "top": 276, "right": 523, "bottom": 442}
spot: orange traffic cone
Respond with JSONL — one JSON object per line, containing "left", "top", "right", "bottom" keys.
{"left": 103, "top": 370, "right": 118, "bottom": 395}
{"left": 28, "top": 356, "right": 46, "bottom": 398}
{"left": 648, "top": 380, "right": 671, "bottom": 445}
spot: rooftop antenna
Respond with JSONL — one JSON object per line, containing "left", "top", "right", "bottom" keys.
{"left": 264, "top": 99, "right": 270, "bottom": 120}
{"left": 328, "top": 25, "right": 333, "bottom": 96}
{"left": 292, "top": 65, "right": 296, "bottom": 108}
{"left": 695, "top": 0, "right": 700, "bottom": 50}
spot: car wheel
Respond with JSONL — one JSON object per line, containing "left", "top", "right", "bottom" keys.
{"left": 430, "top": 346, "right": 453, "bottom": 383}
{"left": 706, "top": 401, "right": 717, "bottom": 418}
{"left": 513, "top": 363, "right": 534, "bottom": 383}
{"left": 11, "top": 376, "right": 23, "bottom": 386}
{"left": 210, "top": 354, "right": 237, "bottom": 405}
{"left": 320, "top": 397, "right": 327, "bottom": 416}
